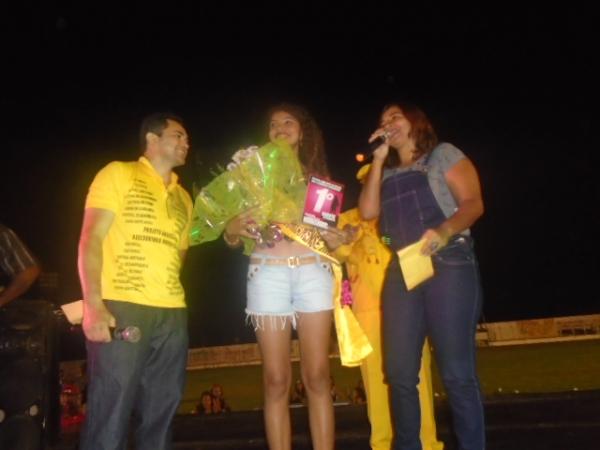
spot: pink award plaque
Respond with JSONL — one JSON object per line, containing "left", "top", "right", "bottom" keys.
{"left": 302, "top": 175, "right": 345, "bottom": 229}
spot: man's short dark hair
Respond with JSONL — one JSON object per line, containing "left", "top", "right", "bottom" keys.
{"left": 139, "top": 112, "right": 184, "bottom": 150}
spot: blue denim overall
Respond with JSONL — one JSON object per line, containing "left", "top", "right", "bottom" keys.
{"left": 379, "top": 163, "right": 485, "bottom": 450}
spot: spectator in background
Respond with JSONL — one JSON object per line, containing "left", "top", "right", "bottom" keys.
{"left": 290, "top": 379, "right": 307, "bottom": 405}
{"left": 351, "top": 379, "right": 367, "bottom": 405}
{"left": 210, "top": 383, "right": 231, "bottom": 413}
{"left": 351, "top": 388, "right": 367, "bottom": 405}
{"left": 329, "top": 376, "right": 340, "bottom": 403}
{"left": 76, "top": 361, "right": 88, "bottom": 415}
{"left": 60, "top": 383, "right": 85, "bottom": 432}
{"left": 196, "top": 391, "right": 214, "bottom": 415}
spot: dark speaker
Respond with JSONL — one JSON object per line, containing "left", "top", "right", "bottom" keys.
{"left": 0, "top": 300, "right": 59, "bottom": 450}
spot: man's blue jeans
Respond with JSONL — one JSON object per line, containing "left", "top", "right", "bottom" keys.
{"left": 80, "top": 301, "right": 188, "bottom": 450}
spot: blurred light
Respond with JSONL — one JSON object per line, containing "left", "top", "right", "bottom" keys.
{"left": 29, "top": 404, "right": 40, "bottom": 417}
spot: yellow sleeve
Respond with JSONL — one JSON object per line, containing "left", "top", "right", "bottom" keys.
{"left": 85, "top": 161, "right": 131, "bottom": 212}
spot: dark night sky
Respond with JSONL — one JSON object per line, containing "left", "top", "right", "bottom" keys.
{"left": 1, "top": 4, "right": 597, "bottom": 352}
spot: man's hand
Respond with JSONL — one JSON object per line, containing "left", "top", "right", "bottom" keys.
{"left": 82, "top": 302, "right": 116, "bottom": 342}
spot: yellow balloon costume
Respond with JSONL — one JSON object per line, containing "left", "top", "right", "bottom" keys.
{"left": 335, "top": 207, "right": 444, "bottom": 450}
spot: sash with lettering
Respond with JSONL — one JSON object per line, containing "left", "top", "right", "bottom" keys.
{"left": 276, "top": 223, "right": 372, "bottom": 367}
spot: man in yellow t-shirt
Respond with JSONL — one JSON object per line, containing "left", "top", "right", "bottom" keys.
{"left": 335, "top": 165, "right": 443, "bottom": 450}
{"left": 77, "top": 112, "right": 192, "bottom": 450}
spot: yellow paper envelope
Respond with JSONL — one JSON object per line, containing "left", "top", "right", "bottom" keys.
{"left": 396, "top": 239, "right": 434, "bottom": 290}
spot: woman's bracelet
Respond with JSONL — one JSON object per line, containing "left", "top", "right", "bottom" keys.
{"left": 223, "top": 231, "right": 242, "bottom": 248}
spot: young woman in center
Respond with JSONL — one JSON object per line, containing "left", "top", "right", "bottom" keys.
{"left": 223, "top": 103, "right": 340, "bottom": 450}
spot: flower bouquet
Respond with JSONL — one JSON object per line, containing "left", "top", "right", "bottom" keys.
{"left": 189, "top": 140, "right": 306, "bottom": 251}
{"left": 189, "top": 140, "right": 372, "bottom": 367}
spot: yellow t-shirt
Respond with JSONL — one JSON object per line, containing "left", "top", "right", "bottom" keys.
{"left": 336, "top": 208, "right": 391, "bottom": 314}
{"left": 85, "top": 157, "right": 192, "bottom": 307}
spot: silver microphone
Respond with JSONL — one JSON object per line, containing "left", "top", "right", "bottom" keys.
{"left": 112, "top": 326, "right": 141, "bottom": 343}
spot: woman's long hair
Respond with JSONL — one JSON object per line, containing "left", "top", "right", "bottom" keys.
{"left": 268, "top": 103, "right": 330, "bottom": 178}
{"left": 382, "top": 101, "right": 438, "bottom": 167}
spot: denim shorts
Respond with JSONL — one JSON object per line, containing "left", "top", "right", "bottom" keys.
{"left": 245, "top": 253, "right": 334, "bottom": 330}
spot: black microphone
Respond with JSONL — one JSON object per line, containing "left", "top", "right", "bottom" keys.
{"left": 368, "top": 134, "right": 389, "bottom": 151}
{"left": 355, "top": 133, "right": 389, "bottom": 163}
{"left": 112, "top": 326, "right": 141, "bottom": 343}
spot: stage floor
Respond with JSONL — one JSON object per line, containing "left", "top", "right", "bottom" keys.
{"left": 52, "top": 390, "right": 600, "bottom": 450}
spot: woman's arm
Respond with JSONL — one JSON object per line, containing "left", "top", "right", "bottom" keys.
{"left": 358, "top": 130, "right": 390, "bottom": 220}
{"left": 358, "top": 157, "right": 386, "bottom": 220}
{"left": 421, "top": 158, "right": 484, "bottom": 254}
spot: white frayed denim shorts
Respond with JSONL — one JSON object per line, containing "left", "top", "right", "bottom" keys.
{"left": 245, "top": 253, "right": 334, "bottom": 330}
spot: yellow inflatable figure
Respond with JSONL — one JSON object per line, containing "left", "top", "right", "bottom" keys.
{"left": 334, "top": 166, "right": 444, "bottom": 450}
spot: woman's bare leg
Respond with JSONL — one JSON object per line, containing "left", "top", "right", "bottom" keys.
{"left": 297, "top": 311, "right": 335, "bottom": 450}
{"left": 256, "top": 319, "right": 293, "bottom": 450}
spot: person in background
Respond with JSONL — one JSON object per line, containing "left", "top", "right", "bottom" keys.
{"left": 290, "top": 379, "right": 307, "bottom": 405}
{"left": 196, "top": 391, "right": 214, "bottom": 415}
{"left": 350, "top": 379, "right": 367, "bottom": 405}
{"left": 210, "top": 383, "right": 231, "bottom": 413}
{"left": 329, "top": 376, "right": 339, "bottom": 403}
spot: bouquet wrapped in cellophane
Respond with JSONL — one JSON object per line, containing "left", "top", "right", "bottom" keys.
{"left": 190, "top": 140, "right": 373, "bottom": 367}
{"left": 189, "top": 140, "right": 306, "bottom": 253}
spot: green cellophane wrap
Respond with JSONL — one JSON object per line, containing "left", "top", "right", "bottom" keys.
{"left": 189, "top": 140, "right": 307, "bottom": 254}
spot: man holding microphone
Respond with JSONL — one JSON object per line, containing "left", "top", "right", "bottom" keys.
{"left": 77, "top": 112, "right": 193, "bottom": 450}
